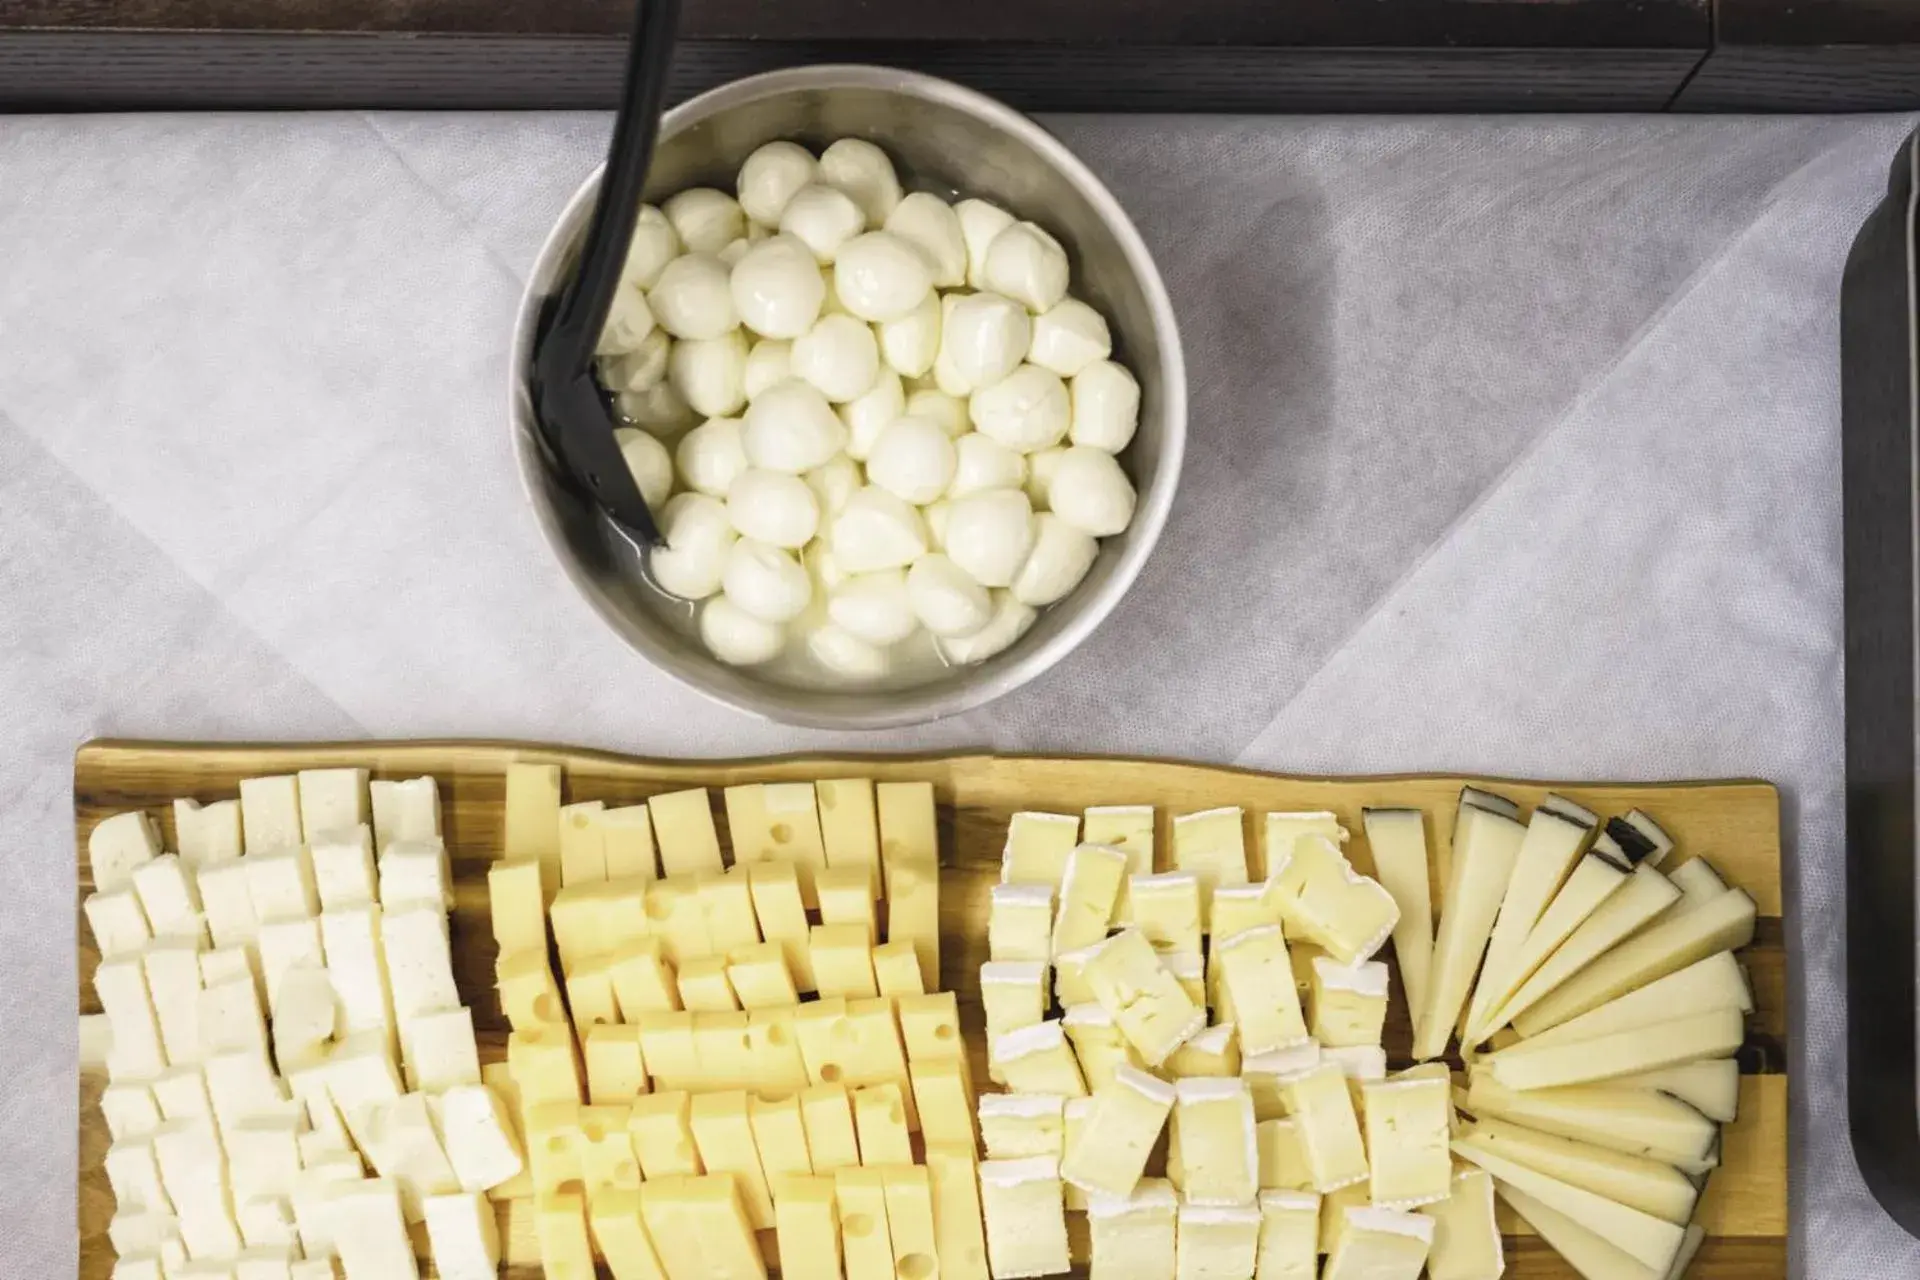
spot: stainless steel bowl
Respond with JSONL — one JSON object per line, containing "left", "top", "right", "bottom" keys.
{"left": 509, "top": 65, "right": 1185, "bottom": 729}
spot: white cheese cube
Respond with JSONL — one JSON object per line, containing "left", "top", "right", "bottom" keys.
{"left": 105, "top": 1136, "right": 174, "bottom": 1215}
{"left": 198, "top": 946, "right": 256, "bottom": 991}
{"left": 106, "top": 1211, "right": 185, "bottom": 1268}
{"left": 422, "top": 1192, "right": 502, "bottom": 1280}
{"left": 255, "top": 918, "right": 323, "bottom": 1011}
{"left": 288, "top": 1160, "right": 361, "bottom": 1261}
{"left": 196, "top": 861, "right": 261, "bottom": 952}
{"left": 369, "top": 777, "right": 441, "bottom": 852}
{"left": 322, "top": 1032, "right": 405, "bottom": 1149}
{"left": 434, "top": 1084, "right": 527, "bottom": 1193}
{"left": 198, "top": 976, "right": 269, "bottom": 1058}
{"left": 234, "top": 1197, "right": 300, "bottom": 1253}
{"left": 89, "top": 811, "right": 163, "bottom": 893}
{"left": 152, "top": 1066, "right": 215, "bottom": 1123}
{"left": 102, "top": 1082, "right": 164, "bottom": 1140}
{"left": 320, "top": 907, "right": 395, "bottom": 1042}
{"left": 86, "top": 890, "right": 154, "bottom": 958}
{"left": 325, "top": 1178, "right": 421, "bottom": 1279}
{"left": 377, "top": 840, "right": 453, "bottom": 911}
{"left": 152, "top": 1119, "right": 243, "bottom": 1260}
{"left": 131, "top": 855, "right": 206, "bottom": 944}
{"left": 310, "top": 824, "right": 378, "bottom": 910}
{"left": 288, "top": 1260, "right": 336, "bottom": 1280}
{"left": 401, "top": 1006, "right": 481, "bottom": 1093}
{"left": 380, "top": 907, "right": 459, "bottom": 1021}
{"left": 240, "top": 776, "right": 305, "bottom": 852}
{"left": 203, "top": 1049, "right": 287, "bottom": 1135}
{"left": 296, "top": 768, "right": 370, "bottom": 839}
{"left": 360, "top": 1093, "right": 459, "bottom": 1222}
{"left": 80, "top": 1012, "right": 115, "bottom": 1069}
{"left": 269, "top": 964, "right": 338, "bottom": 1074}
{"left": 110, "top": 1252, "right": 168, "bottom": 1280}
{"left": 174, "top": 798, "right": 244, "bottom": 868}
{"left": 285, "top": 1061, "right": 351, "bottom": 1147}
{"left": 142, "top": 941, "right": 205, "bottom": 1066}
{"left": 227, "top": 1114, "right": 303, "bottom": 1198}
{"left": 246, "top": 846, "right": 320, "bottom": 923}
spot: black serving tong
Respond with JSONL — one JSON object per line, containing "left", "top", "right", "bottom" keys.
{"left": 529, "top": 0, "right": 681, "bottom": 547}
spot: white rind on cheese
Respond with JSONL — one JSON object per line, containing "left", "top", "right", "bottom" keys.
{"left": 1115, "top": 1064, "right": 1178, "bottom": 1105}
{"left": 1062, "top": 1002, "right": 1114, "bottom": 1027}
{"left": 1184, "top": 1023, "right": 1236, "bottom": 1056}
{"left": 982, "top": 959, "right": 1049, "bottom": 985}
{"left": 980, "top": 1093, "right": 1069, "bottom": 1119}
{"left": 1312, "top": 956, "right": 1390, "bottom": 997}
{"left": 1244, "top": 1041, "right": 1323, "bottom": 1081}
{"left": 1323, "top": 1045, "right": 1387, "bottom": 1081}
{"left": 995, "top": 1019, "right": 1069, "bottom": 1062}
{"left": 979, "top": 1155, "right": 1061, "bottom": 1186}
{"left": 1344, "top": 1206, "right": 1437, "bottom": 1242}
{"left": 1178, "top": 1203, "right": 1262, "bottom": 1225}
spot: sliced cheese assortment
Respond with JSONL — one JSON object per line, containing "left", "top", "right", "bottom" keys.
{"left": 86, "top": 771, "right": 1756, "bottom": 1280}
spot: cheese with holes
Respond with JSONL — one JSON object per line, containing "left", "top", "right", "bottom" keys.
{"left": 583, "top": 1023, "right": 648, "bottom": 1101}
{"left": 854, "top": 1082, "right": 915, "bottom": 1164}
{"left": 817, "top": 865, "right": 881, "bottom": 942}
{"left": 882, "top": 1164, "right": 941, "bottom": 1280}
{"left": 872, "top": 940, "right": 925, "bottom": 996}
{"left": 980, "top": 1157, "right": 1070, "bottom": 1280}
{"left": 1130, "top": 872, "right": 1203, "bottom": 954}
{"left": 1176, "top": 1202, "right": 1262, "bottom": 1280}
{"left": 725, "top": 783, "right": 829, "bottom": 902}
{"left": 885, "top": 858, "right": 942, "bottom": 990}
{"left": 558, "top": 800, "right": 609, "bottom": 887}
{"left": 689, "top": 1091, "right": 776, "bottom": 1227}
{"left": 1362, "top": 1076, "right": 1452, "bottom": 1208}
{"left": 1269, "top": 831, "right": 1399, "bottom": 968}
{"left": 989, "top": 884, "right": 1055, "bottom": 962}
{"left": 773, "top": 1174, "right": 843, "bottom": 1280}
{"left": 503, "top": 763, "right": 562, "bottom": 890}
{"left": 648, "top": 789, "right": 724, "bottom": 877}
{"left": 811, "top": 924, "right": 879, "bottom": 998}
{"left": 800, "top": 1084, "right": 861, "bottom": 1172}
{"left": 1054, "top": 843, "right": 1130, "bottom": 952}
{"left": 925, "top": 1144, "right": 992, "bottom": 1280}
{"left": 1412, "top": 797, "right": 1526, "bottom": 1060}
{"left": 897, "top": 990, "right": 964, "bottom": 1061}
{"left": 728, "top": 941, "right": 800, "bottom": 1007}
{"left": 1001, "top": 812, "right": 1080, "bottom": 886}
{"left": 600, "top": 804, "right": 659, "bottom": 881}
{"left": 1061, "top": 1063, "right": 1175, "bottom": 1199}
{"left": 746, "top": 862, "right": 816, "bottom": 991}
{"left": 816, "top": 778, "right": 882, "bottom": 891}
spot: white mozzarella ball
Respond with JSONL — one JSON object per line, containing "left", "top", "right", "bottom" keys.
{"left": 791, "top": 315, "right": 881, "bottom": 403}
{"left": 722, "top": 539, "right": 813, "bottom": 623}
{"left": 1070, "top": 359, "right": 1141, "bottom": 452}
{"left": 942, "top": 291, "right": 1032, "bottom": 389}
{"left": 884, "top": 193, "right": 967, "bottom": 287}
{"left": 956, "top": 198, "right": 1016, "bottom": 289}
{"left": 831, "top": 487, "right": 927, "bottom": 573}
{"left": 729, "top": 235, "right": 826, "bottom": 340}
{"left": 737, "top": 141, "right": 819, "bottom": 227}
{"left": 866, "top": 417, "right": 958, "bottom": 505}
{"left": 674, "top": 417, "right": 749, "bottom": 498}
{"left": 1029, "top": 298, "right": 1113, "bottom": 377}
{"left": 778, "top": 184, "right": 867, "bottom": 264}
{"left": 1011, "top": 513, "right": 1098, "bottom": 606}
{"left": 726, "top": 468, "right": 821, "bottom": 549}
{"left": 717, "top": 239, "right": 751, "bottom": 268}
{"left": 878, "top": 291, "right": 942, "bottom": 379}
{"left": 833, "top": 232, "right": 934, "bottom": 323}
{"left": 983, "top": 221, "right": 1070, "bottom": 313}
{"left": 651, "top": 493, "right": 737, "bottom": 599}
{"left": 618, "top": 380, "right": 698, "bottom": 435}
{"left": 743, "top": 339, "right": 793, "bottom": 400}
{"left": 906, "top": 553, "right": 993, "bottom": 638}
{"left": 614, "top": 427, "right": 675, "bottom": 511}
{"left": 828, "top": 570, "right": 918, "bottom": 645}
{"left": 969, "top": 364, "right": 1071, "bottom": 452}
{"left": 807, "top": 623, "right": 890, "bottom": 679}
{"left": 622, "top": 204, "right": 681, "bottom": 290}
{"left": 818, "top": 139, "right": 902, "bottom": 226}
{"left": 939, "top": 590, "right": 1037, "bottom": 664}
{"left": 649, "top": 254, "right": 738, "bottom": 340}
{"left": 1046, "top": 445, "right": 1136, "bottom": 536}
{"left": 931, "top": 295, "right": 974, "bottom": 397}
{"left": 943, "top": 489, "right": 1037, "bottom": 588}
{"left": 599, "top": 327, "right": 670, "bottom": 391}
{"left": 742, "top": 380, "right": 847, "bottom": 473}
{"left": 948, "top": 432, "right": 1028, "bottom": 498}
{"left": 664, "top": 188, "right": 747, "bottom": 255}
{"left": 1024, "top": 445, "right": 1068, "bottom": 510}
{"left": 597, "top": 284, "right": 656, "bottom": 356}
{"left": 804, "top": 538, "right": 848, "bottom": 594}
{"left": 806, "top": 454, "right": 863, "bottom": 517}
{"left": 840, "top": 370, "right": 906, "bottom": 461}
{"left": 906, "top": 388, "right": 969, "bottom": 438}
{"left": 667, "top": 328, "right": 749, "bottom": 418}
{"left": 700, "top": 597, "right": 785, "bottom": 666}
{"left": 923, "top": 500, "right": 951, "bottom": 551}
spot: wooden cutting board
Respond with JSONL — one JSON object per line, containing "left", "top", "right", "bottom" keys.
{"left": 74, "top": 739, "right": 1788, "bottom": 1279}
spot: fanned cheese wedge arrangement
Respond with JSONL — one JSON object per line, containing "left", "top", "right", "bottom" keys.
{"left": 83, "top": 764, "right": 1762, "bottom": 1280}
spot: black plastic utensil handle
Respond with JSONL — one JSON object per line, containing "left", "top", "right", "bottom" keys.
{"left": 545, "top": 0, "right": 682, "bottom": 371}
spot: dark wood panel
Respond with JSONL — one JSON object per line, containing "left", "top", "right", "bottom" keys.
{"left": 1717, "top": 0, "right": 1920, "bottom": 46}
{"left": 0, "top": 33, "right": 1705, "bottom": 113}
{"left": 1676, "top": 46, "right": 1920, "bottom": 111}
{"left": 0, "top": 0, "right": 1710, "bottom": 48}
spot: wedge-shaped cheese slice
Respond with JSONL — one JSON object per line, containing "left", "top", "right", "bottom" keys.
{"left": 1463, "top": 1115, "right": 1697, "bottom": 1224}
{"left": 1513, "top": 889, "right": 1757, "bottom": 1037}
{"left": 1054, "top": 843, "right": 1130, "bottom": 953}
{"left": 1480, "top": 836, "right": 1635, "bottom": 1029}
{"left": 1000, "top": 812, "right": 1081, "bottom": 887}
{"left": 1217, "top": 925, "right": 1310, "bottom": 1055}
{"left": 1083, "top": 928, "right": 1207, "bottom": 1067}
{"left": 1084, "top": 806, "right": 1156, "bottom": 924}
{"left": 1362, "top": 1076, "right": 1453, "bottom": 1208}
{"left": 1611, "top": 1059, "right": 1741, "bottom": 1123}
{"left": 1665, "top": 857, "right": 1725, "bottom": 908}
{"left": 1502, "top": 950, "right": 1751, "bottom": 1053}
{"left": 1419, "top": 1169, "right": 1504, "bottom": 1280}
{"left": 1269, "top": 832, "right": 1399, "bottom": 968}
{"left": 1496, "top": 1183, "right": 1670, "bottom": 1280}
{"left": 1359, "top": 808, "right": 1435, "bottom": 1037}
{"left": 1464, "top": 798, "right": 1596, "bottom": 1043}
{"left": 1176, "top": 1203, "right": 1262, "bottom": 1280}
{"left": 1086, "top": 1179, "right": 1177, "bottom": 1280}
{"left": 1412, "top": 796, "right": 1526, "bottom": 1060}
{"left": 979, "top": 1156, "right": 1070, "bottom": 1280}
{"left": 1322, "top": 1206, "right": 1433, "bottom": 1280}
{"left": 1491, "top": 1009, "right": 1746, "bottom": 1093}
{"left": 1464, "top": 1073, "right": 1717, "bottom": 1164}
{"left": 1485, "top": 863, "right": 1682, "bottom": 1038}
{"left": 1454, "top": 1137, "right": 1685, "bottom": 1271}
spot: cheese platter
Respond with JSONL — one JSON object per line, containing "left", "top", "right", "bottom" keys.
{"left": 74, "top": 739, "right": 1786, "bottom": 1279}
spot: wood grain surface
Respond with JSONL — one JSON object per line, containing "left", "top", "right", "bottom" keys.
{"left": 74, "top": 739, "right": 1788, "bottom": 1279}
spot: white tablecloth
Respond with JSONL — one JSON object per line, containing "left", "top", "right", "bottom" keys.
{"left": 1, "top": 109, "right": 1912, "bottom": 1276}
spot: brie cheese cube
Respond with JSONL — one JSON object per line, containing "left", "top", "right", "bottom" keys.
{"left": 295, "top": 768, "right": 370, "bottom": 840}
{"left": 1175, "top": 1202, "right": 1262, "bottom": 1280}
{"left": 1130, "top": 872, "right": 1204, "bottom": 955}
{"left": 1172, "top": 1079, "right": 1259, "bottom": 1206}
{"left": 853, "top": 1081, "right": 916, "bottom": 1164}
{"left": 647, "top": 788, "right": 726, "bottom": 878}
{"left": 325, "top": 1178, "right": 421, "bottom": 1280}
{"left": 1061, "top": 1063, "right": 1175, "bottom": 1200}
{"left": 152, "top": 1119, "right": 243, "bottom": 1259}
{"left": 1244, "top": 1043, "right": 1321, "bottom": 1122}
{"left": 993, "top": 1020, "right": 1087, "bottom": 1097}
{"left": 173, "top": 798, "right": 244, "bottom": 869}
{"left": 1269, "top": 832, "right": 1400, "bottom": 969}
{"left": 1082, "top": 928, "right": 1206, "bottom": 1067}
{"left": 381, "top": 906, "right": 460, "bottom": 1020}
{"left": 1361, "top": 1076, "right": 1453, "bottom": 1208}
{"left": 89, "top": 811, "right": 163, "bottom": 893}
{"left": 1062, "top": 1001, "right": 1145, "bottom": 1092}
{"left": 421, "top": 1192, "right": 501, "bottom": 1280}
{"left": 376, "top": 839, "right": 453, "bottom": 912}
{"left": 1171, "top": 808, "right": 1251, "bottom": 909}
{"left": 1209, "top": 884, "right": 1282, "bottom": 945}
{"left": 1418, "top": 1169, "right": 1504, "bottom": 1280}
{"left": 1088, "top": 1178, "right": 1178, "bottom": 1280}
{"left": 246, "top": 846, "right": 319, "bottom": 924}
{"left": 1164, "top": 1021, "right": 1240, "bottom": 1079}
{"left": 310, "top": 825, "right": 378, "bottom": 911}
{"left": 195, "top": 861, "right": 260, "bottom": 955}
{"left": 142, "top": 941, "right": 205, "bottom": 1066}
{"left": 319, "top": 906, "right": 394, "bottom": 1042}
{"left": 132, "top": 855, "right": 206, "bottom": 944}
{"left": 1053, "top": 843, "right": 1130, "bottom": 953}
{"left": 102, "top": 1082, "right": 163, "bottom": 1140}
{"left": 980, "top": 1157, "right": 1070, "bottom": 1280}
{"left": 988, "top": 884, "right": 1055, "bottom": 962}
{"left": 1454, "top": 1136, "right": 1685, "bottom": 1271}
{"left": 1255, "top": 1118, "right": 1315, "bottom": 1192}
{"left": 1052, "top": 943, "right": 1101, "bottom": 1007}
{"left": 1279, "top": 1065, "right": 1368, "bottom": 1192}
{"left": 1000, "top": 812, "right": 1081, "bottom": 887}
{"left": 1321, "top": 1206, "right": 1434, "bottom": 1280}
{"left": 1309, "top": 957, "right": 1390, "bottom": 1048}
{"left": 1083, "top": 805, "right": 1156, "bottom": 924}
{"left": 1254, "top": 1190, "right": 1322, "bottom": 1280}
{"left": 239, "top": 776, "right": 304, "bottom": 853}
{"left": 1216, "top": 925, "right": 1310, "bottom": 1055}
{"left": 979, "top": 1092, "right": 1068, "bottom": 1159}
{"left": 436, "top": 1085, "right": 528, "bottom": 1194}
{"left": 86, "top": 889, "right": 154, "bottom": 960}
